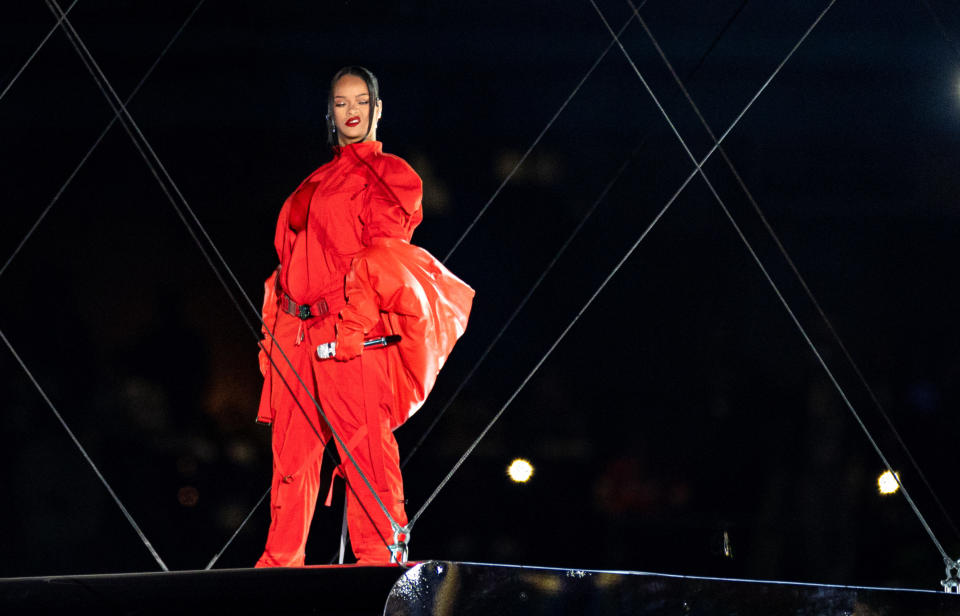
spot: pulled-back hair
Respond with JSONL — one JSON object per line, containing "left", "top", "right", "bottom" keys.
{"left": 326, "top": 65, "right": 380, "bottom": 147}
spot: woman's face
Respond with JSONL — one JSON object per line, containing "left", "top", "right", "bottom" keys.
{"left": 332, "top": 74, "right": 381, "bottom": 145}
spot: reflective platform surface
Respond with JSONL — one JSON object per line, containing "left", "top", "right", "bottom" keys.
{"left": 4, "top": 561, "right": 960, "bottom": 614}
{"left": 386, "top": 561, "right": 960, "bottom": 616}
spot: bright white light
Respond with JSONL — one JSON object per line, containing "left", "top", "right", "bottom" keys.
{"left": 507, "top": 458, "right": 534, "bottom": 483}
{"left": 878, "top": 470, "right": 900, "bottom": 495}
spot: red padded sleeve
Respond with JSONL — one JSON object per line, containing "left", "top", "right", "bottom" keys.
{"left": 359, "top": 155, "right": 423, "bottom": 245}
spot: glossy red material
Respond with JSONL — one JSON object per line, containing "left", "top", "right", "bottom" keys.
{"left": 257, "top": 141, "right": 422, "bottom": 566}
{"left": 341, "top": 237, "right": 474, "bottom": 427}
{"left": 256, "top": 141, "right": 453, "bottom": 566}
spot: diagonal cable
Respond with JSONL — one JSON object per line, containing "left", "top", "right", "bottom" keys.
{"left": 0, "top": 328, "right": 168, "bottom": 570}
{"left": 216, "top": 2, "right": 666, "bottom": 555}
{"left": 631, "top": 0, "right": 960, "bottom": 544}
{"left": 1, "top": 0, "right": 206, "bottom": 280}
{"left": 213, "top": 2, "right": 643, "bottom": 556}
{"left": 205, "top": 485, "right": 269, "bottom": 569}
{"left": 204, "top": 393, "right": 394, "bottom": 568}
{"left": 407, "top": 0, "right": 839, "bottom": 533}
{"left": 402, "top": 154, "right": 634, "bottom": 470}
{"left": 0, "top": 0, "right": 79, "bottom": 105}
{"left": 602, "top": 0, "right": 953, "bottom": 566}
{"left": 441, "top": 2, "right": 648, "bottom": 264}
{"left": 401, "top": 0, "right": 750, "bottom": 470}
{"left": 45, "top": 0, "right": 403, "bottom": 543}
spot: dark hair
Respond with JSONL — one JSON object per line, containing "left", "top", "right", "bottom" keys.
{"left": 326, "top": 65, "right": 380, "bottom": 147}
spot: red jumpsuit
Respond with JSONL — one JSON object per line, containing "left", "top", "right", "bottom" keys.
{"left": 255, "top": 140, "right": 423, "bottom": 566}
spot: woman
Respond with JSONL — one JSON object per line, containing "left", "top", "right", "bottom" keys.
{"left": 255, "top": 66, "right": 471, "bottom": 566}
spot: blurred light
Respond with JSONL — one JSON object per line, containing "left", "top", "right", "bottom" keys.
{"left": 178, "top": 486, "right": 200, "bottom": 507}
{"left": 878, "top": 470, "right": 900, "bottom": 495}
{"left": 227, "top": 440, "right": 256, "bottom": 466}
{"left": 525, "top": 572, "right": 562, "bottom": 592}
{"left": 722, "top": 530, "right": 734, "bottom": 559}
{"left": 507, "top": 458, "right": 534, "bottom": 483}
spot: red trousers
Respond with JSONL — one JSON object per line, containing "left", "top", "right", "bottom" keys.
{"left": 255, "top": 309, "right": 407, "bottom": 566}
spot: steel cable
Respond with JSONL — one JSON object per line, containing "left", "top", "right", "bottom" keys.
{"left": 1, "top": 0, "right": 207, "bottom": 280}
{"left": 43, "top": 0, "right": 402, "bottom": 560}
{"left": 440, "top": 3, "right": 648, "bottom": 264}
{"left": 0, "top": 0, "right": 79, "bottom": 105}
{"left": 49, "top": 0, "right": 402, "bottom": 539}
{"left": 627, "top": 0, "right": 957, "bottom": 563}
{"left": 406, "top": 0, "right": 836, "bottom": 534}
{"left": 400, "top": 0, "right": 750, "bottom": 470}
{"left": 0, "top": 328, "right": 169, "bottom": 570}
{"left": 210, "top": 1, "right": 655, "bottom": 558}
{"left": 0, "top": 0, "right": 201, "bottom": 572}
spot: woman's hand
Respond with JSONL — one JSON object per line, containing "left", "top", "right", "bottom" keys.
{"left": 334, "top": 320, "right": 364, "bottom": 361}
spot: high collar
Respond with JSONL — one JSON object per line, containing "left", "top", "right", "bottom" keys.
{"left": 334, "top": 140, "right": 382, "bottom": 159}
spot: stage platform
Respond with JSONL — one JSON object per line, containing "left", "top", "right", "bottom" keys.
{"left": 3, "top": 561, "right": 959, "bottom": 614}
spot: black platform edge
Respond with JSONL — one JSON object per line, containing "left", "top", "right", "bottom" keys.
{"left": 0, "top": 564, "right": 406, "bottom": 615}
{"left": 385, "top": 561, "right": 960, "bottom": 616}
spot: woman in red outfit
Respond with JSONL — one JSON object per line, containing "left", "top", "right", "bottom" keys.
{"left": 255, "top": 66, "right": 422, "bottom": 566}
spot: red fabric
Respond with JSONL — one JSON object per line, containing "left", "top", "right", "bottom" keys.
{"left": 275, "top": 140, "right": 422, "bottom": 306}
{"left": 333, "top": 319, "right": 365, "bottom": 361}
{"left": 255, "top": 310, "right": 407, "bottom": 566}
{"left": 340, "top": 237, "right": 475, "bottom": 427}
{"left": 258, "top": 267, "right": 280, "bottom": 381}
{"left": 256, "top": 141, "right": 422, "bottom": 565}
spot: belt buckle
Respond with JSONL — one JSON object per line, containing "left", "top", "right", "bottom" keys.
{"left": 297, "top": 304, "right": 312, "bottom": 320}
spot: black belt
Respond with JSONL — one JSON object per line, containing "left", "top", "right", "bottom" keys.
{"left": 279, "top": 292, "right": 330, "bottom": 320}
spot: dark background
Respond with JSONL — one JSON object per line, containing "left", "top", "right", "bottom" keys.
{"left": 1, "top": 0, "right": 959, "bottom": 590}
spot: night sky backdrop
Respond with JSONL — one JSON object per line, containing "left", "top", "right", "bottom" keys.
{"left": 2, "top": 0, "right": 960, "bottom": 591}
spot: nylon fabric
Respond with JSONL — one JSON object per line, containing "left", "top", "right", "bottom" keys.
{"left": 341, "top": 237, "right": 474, "bottom": 427}
{"left": 257, "top": 141, "right": 420, "bottom": 565}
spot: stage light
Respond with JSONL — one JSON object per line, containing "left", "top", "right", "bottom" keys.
{"left": 507, "top": 458, "right": 534, "bottom": 483}
{"left": 878, "top": 470, "right": 900, "bottom": 495}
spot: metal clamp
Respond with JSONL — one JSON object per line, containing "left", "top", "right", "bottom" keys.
{"left": 389, "top": 526, "right": 410, "bottom": 565}
{"left": 942, "top": 559, "right": 960, "bottom": 593}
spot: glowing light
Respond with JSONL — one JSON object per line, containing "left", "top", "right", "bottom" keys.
{"left": 507, "top": 458, "right": 534, "bottom": 483}
{"left": 878, "top": 470, "right": 900, "bottom": 495}
{"left": 177, "top": 486, "right": 200, "bottom": 506}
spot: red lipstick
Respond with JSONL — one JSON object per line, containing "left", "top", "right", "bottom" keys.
{"left": 345, "top": 116, "right": 361, "bottom": 127}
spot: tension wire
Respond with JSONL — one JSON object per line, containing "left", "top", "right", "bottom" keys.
{"left": 627, "top": 0, "right": 957, "bottom": 562}
{"left": 0, "top": 0, "right": 79, "bottom": 105}
{"left": 406, "top": 0, "right": 838, "bottom": 534}
{"left": 49, "top": 0, "right": 402, "bottom": 536}
{"left": 0, "top": 0, "right": 203, "bottom": 573}
{"left": 45, "top": 0, "right": 402, "bottom": 557}
{"left": 1, "top": 0, "right": 207, "bottom": 280}
{"left": 205, "top": 486, "right": 269, "bottom": 570}
{"left": 440, "top": 3, "right": 647, "bottom": 264}
{"left": 401, "top": 0, "right": 750, "bottom": 470}
{"left": 600, "top": 0, "right": 953, "bottom": 567}
{"left": 0, "top": 328, "right": 169, "bottom": 571}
